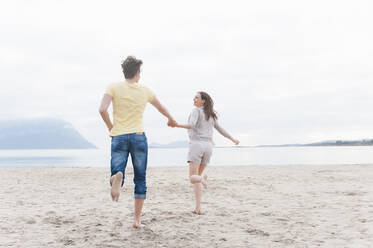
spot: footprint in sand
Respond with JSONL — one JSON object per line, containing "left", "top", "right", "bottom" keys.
{"left": 261, "top": 212, "right": 273, "bottom": 217}
{"left": 273, "top": 238, "right": 294, "bottom": 244}
{"left": 59, "top": 237, "right": 75, "bottom": 246}
{"left": 62, "top": 219, "right": 75, "bottom": 225}
{"left": 113, "top": 220, "right": 123, "bottom": 227}
{"left": 276, "top": 217, "right": 289, "bottom": 222}
{"left": 246, "top": 228, "right": 270, "bottom": 237}
{"left": 26, "top": 218, "right": 36, "bottom": 224}
{"left": 150, "top": 217, "right": 157, "bottom": 222}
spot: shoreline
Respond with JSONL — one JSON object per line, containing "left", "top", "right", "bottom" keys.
{"left": 1, "top": 163, "right": 373, "bottom": 169}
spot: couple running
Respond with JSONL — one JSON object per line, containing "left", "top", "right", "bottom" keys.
{"left": 99, "top": 56, "right": 239, "bottom": 228}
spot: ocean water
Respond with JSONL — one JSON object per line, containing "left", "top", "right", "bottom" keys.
{"left": 1, "top": 146, "right": 373, "bottom": 168}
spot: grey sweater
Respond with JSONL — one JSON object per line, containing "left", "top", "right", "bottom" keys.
{"left": 187, "top": 107, "right": 231, "bottom": 144}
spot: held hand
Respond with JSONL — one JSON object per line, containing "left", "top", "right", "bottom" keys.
{"left": 232, "top": 138, "right": 240, "bottom": 145}
{"left": 167, "top": 119, "right": 178, "bottom": 127}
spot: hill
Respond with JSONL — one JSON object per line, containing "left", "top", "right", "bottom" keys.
{"left": 0, "top": 118, "right": 96, "bottom": 149}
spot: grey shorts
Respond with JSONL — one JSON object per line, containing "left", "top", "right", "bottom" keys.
{"left": 187, "top": 141, "right": 213, "bottom": 165}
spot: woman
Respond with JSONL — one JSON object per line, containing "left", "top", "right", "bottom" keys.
{"left": 176, "top": 91, "right": 239, "bottom": 214}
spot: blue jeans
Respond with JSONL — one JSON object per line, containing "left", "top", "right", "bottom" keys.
{"left": 110, "top": 133, "right": 148, "bottom": 199}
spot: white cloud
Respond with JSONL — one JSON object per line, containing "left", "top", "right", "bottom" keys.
{"left": 1, "top": 0, "right": 373, "bottom": 147}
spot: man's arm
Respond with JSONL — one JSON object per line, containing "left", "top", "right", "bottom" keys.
{"left": 150, "top": 97, "right": 177, "bottom": 127}
{"left": 99, "top": 94, "right": 113, "bottom": 131}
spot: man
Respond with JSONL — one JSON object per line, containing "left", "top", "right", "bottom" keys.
{"left": 99, "top": 56, "right": 177, "bottom": 228}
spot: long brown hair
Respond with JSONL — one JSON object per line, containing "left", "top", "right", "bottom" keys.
{"left": 199, "top": 91, "right": 218, "bottom": 121}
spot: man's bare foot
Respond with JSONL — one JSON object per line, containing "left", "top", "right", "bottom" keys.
{"left": 133, "top": 219, "right": 141, "bottom": 228}
{"left": 110, "top": 172, "right": 123, "bottom": 202}
{"left": 201, "top": 174, "right": 208, "bottom": 189}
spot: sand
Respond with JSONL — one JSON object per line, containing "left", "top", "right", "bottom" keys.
{"left": 1, "top": 164, "right": 372, "bottom": 247}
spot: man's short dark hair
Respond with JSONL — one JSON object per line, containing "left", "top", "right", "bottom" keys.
{"left": 121, "top": 56, "right": 143, "bottom": 79}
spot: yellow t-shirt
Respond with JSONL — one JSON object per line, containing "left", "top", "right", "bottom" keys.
{"left": 105, "top": 81, "right": 156, "bottom": 137}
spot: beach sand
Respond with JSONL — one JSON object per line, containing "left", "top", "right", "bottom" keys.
{"left": 1, "top": 164, "right": 372, "bottom": 247}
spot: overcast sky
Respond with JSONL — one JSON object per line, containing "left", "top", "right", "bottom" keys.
{"left": 1, "top": 0, "right": 373, "bottom": 148}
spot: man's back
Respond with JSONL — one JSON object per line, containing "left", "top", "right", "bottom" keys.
{"left": 99, "top": 55, "right": 176, "bottom": 227}
{"left": 106, "top": 81, "right": 155, "bottom": 136}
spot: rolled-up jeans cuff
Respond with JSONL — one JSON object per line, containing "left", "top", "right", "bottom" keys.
{"left": 134, "top": 193, "right": 146, "bottom": 199}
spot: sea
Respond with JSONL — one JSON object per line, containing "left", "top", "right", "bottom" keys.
{"left": 1, "top": 146, "right": 373, "bottom": 168}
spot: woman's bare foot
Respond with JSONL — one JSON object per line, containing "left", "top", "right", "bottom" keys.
{"left": 110, "top": 172, "right": 123, "bottom": 202}
{"left": 133, "top": 219, "right": 141, "bottom": 228}
{"left": 201, "top": 174, "right": 208, "bottom": 189}
{"left": 192, "top": 209, "right": 202, "bottom": 215}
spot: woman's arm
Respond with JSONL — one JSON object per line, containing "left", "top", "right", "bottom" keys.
{"left": 176, "top": 124, "right": 191, "bottom": 129}
{"left": 175, "top": 108, "right": 199, "bottom": 129}
{"left": 214, "top": 121, "right": 239, "bottom": 145}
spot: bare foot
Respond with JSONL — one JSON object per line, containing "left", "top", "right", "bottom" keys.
{"left": 133, "top": 219, "right": 141, "bottom": 228}
{"left": 192, "top": 209, "right": 202, "bottom": 215}
{"left": 110, "top": 172, "right": 123, "bottom": 202}
{"left": 201, "top": 174, "right": 208, "bottom": 189}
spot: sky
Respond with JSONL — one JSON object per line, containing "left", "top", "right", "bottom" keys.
{"left": 1, "top": 0, "right": 373, "bottom": 148}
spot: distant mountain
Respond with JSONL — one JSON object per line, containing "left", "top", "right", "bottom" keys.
{"left": 256, "top": 139, "right": 373, "bottom": 147}
{"left": 150, "top": 139, "right": 373, "bottom": 148}
{"left": 305, "top": 139, "right": 373, "bottom": 146}
{"left": 0, "top": 118, "right": 96, "bottom": 149}
{"left": 149, "top": 140, "right": 188, "bottom": 148}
